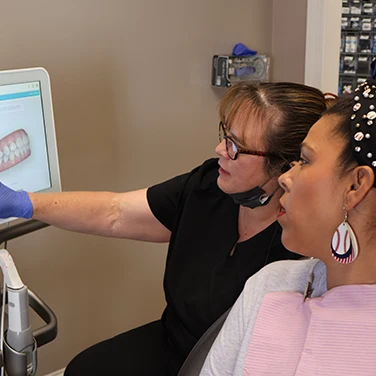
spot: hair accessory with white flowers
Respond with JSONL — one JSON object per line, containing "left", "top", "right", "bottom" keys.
{"left": 350, "top": 80, "right": 376, "bottom": 174}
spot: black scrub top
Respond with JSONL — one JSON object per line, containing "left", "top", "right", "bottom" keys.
{"left": 147, "top": 158, "right": 299, "bottom": 362}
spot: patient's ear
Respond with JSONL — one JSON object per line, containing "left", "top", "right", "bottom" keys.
{"left": 345, "top": 166, "right": 374, "bottom": 210}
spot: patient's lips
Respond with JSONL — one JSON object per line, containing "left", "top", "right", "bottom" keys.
{"left": 278, "top": 201, "right": 286, "bottom": 218}
{"left": 0, "top": 129, "right": 31, "bottom": 173}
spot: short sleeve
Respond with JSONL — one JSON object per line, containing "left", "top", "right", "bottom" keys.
{"left": 147, "top": 172, "right": 191, "bottom": 231}
{"left": 146, "top": 158, "right": 219, "bottom": 231}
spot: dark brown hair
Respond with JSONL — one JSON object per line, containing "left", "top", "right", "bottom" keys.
{"left": 219, "top": 81, "right": 329, "bottom": 176}
{"left": 325, "top": 95, "right": 357, "bottom": 172}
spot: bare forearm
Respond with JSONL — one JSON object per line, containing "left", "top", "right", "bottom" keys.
{"left": 28, "top": 189, "right": 171, "bottom": 242}
{"left": 29, "top": 191, "right": 121, "bottom": 236}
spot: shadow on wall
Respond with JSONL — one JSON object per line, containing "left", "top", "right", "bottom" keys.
{"left": 51, "top": 60, "right": 127, "bottom": 192}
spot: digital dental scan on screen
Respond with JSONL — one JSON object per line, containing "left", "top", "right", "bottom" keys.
{"left": 0, "top": 68, "right": 61, "bottom": 223}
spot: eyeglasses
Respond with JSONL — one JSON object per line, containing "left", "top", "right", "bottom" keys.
{"left": 218, "top": 121, "right": 268, "bottom": 160}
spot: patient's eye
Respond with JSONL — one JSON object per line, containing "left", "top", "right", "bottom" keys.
{"left": 289, "top": 160, "right": 300, "bottom": 168}
{"left": 298, "top": 157, "right": 308, "bottom": 166}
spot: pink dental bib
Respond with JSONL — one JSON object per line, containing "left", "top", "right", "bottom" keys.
{"left": 242, "top": 285, "right": 376, "bottom": 376}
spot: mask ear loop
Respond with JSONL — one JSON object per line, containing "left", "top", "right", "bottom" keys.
{"left": 258, "top": 184, "right": 280, "bottom": 205}
{"left": 258, "top": 172, "right": 282, "bottom": 205}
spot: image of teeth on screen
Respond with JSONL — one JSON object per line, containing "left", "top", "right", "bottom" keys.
{"left": 0, "top": 129, "right": 31, "bottom": 172}
{"left": 0, "top": 82, "right": 51, "bottom": 193}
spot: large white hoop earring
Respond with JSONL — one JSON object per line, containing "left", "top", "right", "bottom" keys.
{"left": 331, "top": 208, "right": 359, "bottom": 264}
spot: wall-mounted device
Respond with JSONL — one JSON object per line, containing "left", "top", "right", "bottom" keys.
{"left": 211, "top": 55, "right": 270, "bottom": 88}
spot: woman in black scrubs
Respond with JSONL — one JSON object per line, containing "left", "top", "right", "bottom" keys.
{"left": 0, "top": 81, "right": 332, "bottom": 375}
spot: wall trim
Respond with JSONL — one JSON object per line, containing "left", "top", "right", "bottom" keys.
{"left": 305, "top": 0, "right": 342, "bottom": 93}
{"left": 304, "top": 0, "right": 325, "bottom": 89}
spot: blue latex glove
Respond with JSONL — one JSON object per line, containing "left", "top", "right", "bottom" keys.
{"left": 0, "top": 182, "right": 33, "bottom": 219}
{"left": 232, "top": 43, "right": 257, "bottom": 57}
{"left": 235, "top": 66, "right": 256, "bottom": 77}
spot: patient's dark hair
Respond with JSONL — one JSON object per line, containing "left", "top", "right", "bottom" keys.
{"left": 324, "top": 96, "right": 357, "bottom": 173}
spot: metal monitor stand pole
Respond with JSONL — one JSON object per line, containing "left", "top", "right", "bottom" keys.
{"left": 0, "top": 220, "right": 57, "bottom": 376}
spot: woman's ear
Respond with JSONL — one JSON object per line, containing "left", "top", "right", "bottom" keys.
{"left": 345, "top": 166, "right": 375, "bottom": 210}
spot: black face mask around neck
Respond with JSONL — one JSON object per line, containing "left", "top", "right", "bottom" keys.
{"left": 228, "top": 177, "right": 280, "bottom": 209}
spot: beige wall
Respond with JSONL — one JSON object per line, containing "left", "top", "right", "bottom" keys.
{"left": 0, "top": 1, "right": 285, "bottom": 374}
{"left": 271, "top": 0, "right": 308, "bottom": 83}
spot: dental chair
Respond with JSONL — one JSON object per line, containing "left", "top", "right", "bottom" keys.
{"left": 177, "top": 307, "right": 231, "bottom": 376}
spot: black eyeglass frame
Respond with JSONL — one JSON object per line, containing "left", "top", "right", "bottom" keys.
{"left": 218, "top": 121, "right": 270, "bottom": 160}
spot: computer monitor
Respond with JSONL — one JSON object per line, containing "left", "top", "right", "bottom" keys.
{"left": 0, "top": 67, "right": 61, "bottom": 222}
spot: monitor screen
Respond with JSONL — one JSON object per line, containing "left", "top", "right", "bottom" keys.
{"left": 0, "top": 68, "right": 61, "bottom": 222}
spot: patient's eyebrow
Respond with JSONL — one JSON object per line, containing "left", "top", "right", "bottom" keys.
{"left": 300, "top": 142, "right": 316, "bottom": 154}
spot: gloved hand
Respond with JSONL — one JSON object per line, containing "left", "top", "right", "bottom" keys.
{"left": 0, "top": 182, "right": 33, "bottom": 219}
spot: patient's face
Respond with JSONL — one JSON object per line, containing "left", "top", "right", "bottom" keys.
{"left": 277, "top": 115, "right": 349, "bottom": 259}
